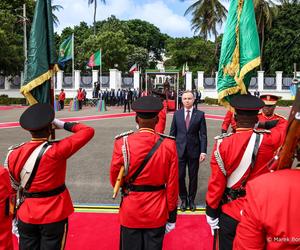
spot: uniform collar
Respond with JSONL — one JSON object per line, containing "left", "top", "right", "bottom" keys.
{"left": 236, "top": 128, "right": 253, "bottom": 133}
{"left": 262, "top": 113, "right": 274, "bottom": 119}
{"left": 139, "top": 128, "right": 155, "bottom": 134}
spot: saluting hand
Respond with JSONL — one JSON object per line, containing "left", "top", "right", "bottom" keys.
{"left": 52, "top": 118, "right": 65, "bottom": 130}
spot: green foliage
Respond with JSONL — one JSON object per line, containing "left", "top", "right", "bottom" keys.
{"left": 263, "top": 3, "right": 300, "bottom": 74}
{"left": 0, "top": 0, "right": 35, "bottom": 75}
{"left": 0, "top": 95, "right": 26, "bottom": 105}
{"left": 164, "top": 37, "right": 215, "bottom": 73}
{"left": 204, "top": 97, "right": 220, "bottom": 105}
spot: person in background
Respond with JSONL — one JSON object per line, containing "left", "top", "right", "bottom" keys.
{"left": 155, "top": 98, "right": 167, "bottom": 134}
{"left": 6, "top": 103, "right": 94, "bottom": 250}
{"left": 77, "top": 88, "right": 84, "bottom": 110}
{"left": 170, "top": 90, "right": 207, "bottom": 212}
{"left": 254, "top": 88, "right": 260, "bottom": 97}
{"left": 110, "top": 96, "right": 178, "bottom": 250}
{"left": 0, "top": 166, "right": 13, "bottom": 250}
{"left": 221, "top": 110, "right": 237, "bottom": 134}
{"left": 193, "top": 89, "right": 199, "bottom": 110}
{"left": 58, "top": 89, "right": 66, "bottom": 110}
{"left": 258, "top": 94, "right": 287, "bottom": 142}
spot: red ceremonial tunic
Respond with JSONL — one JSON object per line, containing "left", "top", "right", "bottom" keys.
{"left": 110, "top": 128, "right": 179, "bottom": 228}
{"left": 58, "top": 92, "right": 65, "bottom": 101}
{"left": 7, "top": 123, "right": 94, "bottom": 224}
{"left": 221, "top": 110, "right": 236, "bottom": 133}
{"left": 0, "top": 167, "right": 13, "bottom": 250}
{"left": 258, "top": 112, "right": 287, "bottom": 143}
{"left": 206, "top": 125, "right": 284, "bottom": 221}
{"left": 155, "top": 100, "right": 167, "bottom": 134}
{"left": 234, "top": 169, "right": 300, "bottom": 250}
{"left": 77, "top": 90, "right": 84, "bottom": 101}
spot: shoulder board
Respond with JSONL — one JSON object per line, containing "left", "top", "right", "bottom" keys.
{"left": 157, "top": 133, "right": 175, "bottom": 140}
{"left": 114, "top": 130, "right": 134, "bottom": 140}
{"left": 253, "top": 128, "right": 271, "bottom": 134}
{"left": 274, "top": 113, "right": 287, "bottom": 120}
{"left": 214, "top": 132, "right": 233, "bottom": 140}
{"left": 8, "top": 142, "right": 25, "bottom": 151}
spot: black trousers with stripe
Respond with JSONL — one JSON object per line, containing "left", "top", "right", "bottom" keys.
{"left": 18, "top": 218, "right": 68, "bottom": 250}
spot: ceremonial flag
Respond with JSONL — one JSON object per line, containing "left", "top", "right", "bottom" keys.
{"left": 88, "top": 50, "right": 101, "bottom": 67}
{"left": 129, "top": 63, "right": 138, "bottom": 74}
{"left": 20, "top": 0, "right": 58, "bottom": 105}
{"left": 58, "top": 35, "right": 73, "bottom": 67}
{"left": 182, "top": 62, "right": 189, "bottom": 76}
{"left": 217, "top": 0, "right": 261, "bottom": 108}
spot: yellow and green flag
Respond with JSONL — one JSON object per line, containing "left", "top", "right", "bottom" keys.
{"left": 20, "top": 0, "right": 58, "bottom": 105}
{"left": 217, "top": 0, "right": 260, "bottom": 108}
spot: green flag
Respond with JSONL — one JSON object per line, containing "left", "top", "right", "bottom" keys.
{"left": 20, "top": 0, "right": 58, "bottom": 105}
{"left": 217, "top": 0, "right": 260, "bottom": 108}
{"left": 58, "top": 35, "right": 73, "bottom": 66}
{"left": 88, "top": 50, "right": 101, "bottom": 67}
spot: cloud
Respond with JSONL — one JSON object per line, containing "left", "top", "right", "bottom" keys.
{"left": 53, "top": 0, "right": 194, "bottom": 37}
{"left": 130, "top": 1, "right": 193, "bottom": 37}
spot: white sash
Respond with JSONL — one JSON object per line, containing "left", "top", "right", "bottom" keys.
{"left": 20, "top": 142, "right": 51, "bottom": 188}
{"left": 227, "top": 133, "right": 263, "bottom": 188}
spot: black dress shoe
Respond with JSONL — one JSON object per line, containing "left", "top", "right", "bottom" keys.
{"left": 180, "top": 200, "right": 187, "bottom": 212}
{"left": 189, "top": 200, "right": 196, "bottom": 212}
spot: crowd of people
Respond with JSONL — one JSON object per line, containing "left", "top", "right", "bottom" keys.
{"left": 0, "top": 90, "right": 299, "bottom": 250}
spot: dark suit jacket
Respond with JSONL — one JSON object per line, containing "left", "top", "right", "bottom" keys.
{"left": 170, "top": 108, "right": 207, "bottom": 159}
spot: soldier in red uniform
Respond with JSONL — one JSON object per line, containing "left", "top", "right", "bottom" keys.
{"left": 110, "top": 96, "right": 179, "bottom": 250}
{"left": 258, "top": 94, "right": 288, "bottom": 135}
{"left": 77, "top": 87, "right": 85, "bottom": 109}
{"left": 58, "top": 88, "right": 66, "bottom": 110}
{"left": 155, "top": 99, "right": 167, "bottom": 134}
{"left": 234, "top": 168, "right": 300, "bottom": 250}
{"left": 206, "top": 95, "right": 285, "bottom": 250}
{"left": 221, "top": 110, "right": 237, "bottom": 133}
{"left": 6, "top": 103, "right": 94, "bottom": 250}
{"left": 0, "top": 166, "right": 13, "bottom": 250}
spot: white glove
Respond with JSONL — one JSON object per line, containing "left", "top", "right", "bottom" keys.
{"left": 52, "top": 118, "right": 65, "bottom": 129}
{"left": 206, "top": 215, "right": 219, "bottom": 236}
{"left": 165, "top": 222, "right": 176, "bottom": 234}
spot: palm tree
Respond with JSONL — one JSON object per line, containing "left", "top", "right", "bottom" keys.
{"left": 253, "top": 0, "right": 278, "bottom": 70}
{"left": 88, "top": 0, "right": 106, "bottom": 35}
{"left": 184, "top": 0, "right": 227, "bottom": 74}
{"left": 52, "top": 2, "right": 63, "bottom": 27}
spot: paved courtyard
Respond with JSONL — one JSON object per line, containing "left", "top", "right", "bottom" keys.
{"left": 0, "top": 104, "right": 291, "bottom": 207}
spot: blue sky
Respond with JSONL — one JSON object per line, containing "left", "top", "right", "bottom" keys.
{"left": 53, "top": 0, "right": 229, "bottom": 38}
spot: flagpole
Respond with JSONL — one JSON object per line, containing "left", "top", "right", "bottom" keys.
{"left": 100, "top": 48, "right": 102, "bottom": 90}
{"left": 72, "top": 33, "right": 75, "bottom": 89}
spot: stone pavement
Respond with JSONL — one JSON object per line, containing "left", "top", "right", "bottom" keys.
{"left": 0, "top": 104, "right": 291, "bottom": 207}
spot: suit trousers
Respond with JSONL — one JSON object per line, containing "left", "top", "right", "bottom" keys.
{"left": 18, "top": 218, "right": 68, "bottom": 250}
{"left": 178, "top": 150, "right": 199, "bottom": 202}
{"left": 120, "top": 225, "right": 165, "bottom": 250}
{"left": 218, "top": 212, "right": 239, "bottom": 250}
{"left": 124, "top": 101, "right": 131, "bottom": 112}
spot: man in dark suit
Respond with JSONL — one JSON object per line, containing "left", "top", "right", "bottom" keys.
{"left": 170, "top": 90, "right": 207, "bottom": 211}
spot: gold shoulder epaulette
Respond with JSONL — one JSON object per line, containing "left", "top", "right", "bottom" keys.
{"left": 214, "top": 132, "right": 233, "bottom": 140}
{"left": 8, "top": 142, "right": 25, "bottom": 151}
{"left": 254, "top": 128, "right": 271, "bottom": 134}
{"left": 157, "top": 133, "right": 175, "bottom": 140}
{"left": 115, "top": 130, "right": 134, "bottom": 140}
{"left": 274, "top": 113, "right": 287, "bottom": 120}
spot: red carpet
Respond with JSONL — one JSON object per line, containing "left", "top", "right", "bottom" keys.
{"left": 13, "top": 212, "right": 213, "bottom": 250}
{"left": 0, "top": 112, "right": 223, "bottom": 130}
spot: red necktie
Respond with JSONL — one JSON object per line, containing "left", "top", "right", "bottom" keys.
{"left": 185, "top": 110, "right": 190, "bottom": 129}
